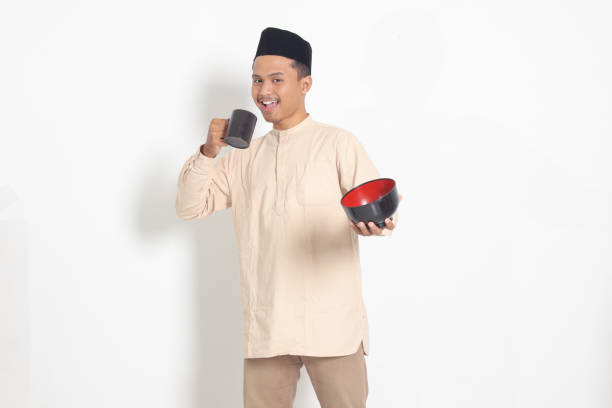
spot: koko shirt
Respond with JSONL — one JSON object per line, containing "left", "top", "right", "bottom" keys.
{"left": 175, "top": 113, "right": 399, "bottom": 358}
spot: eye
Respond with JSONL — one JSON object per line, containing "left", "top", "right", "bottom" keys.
{"left": 253, "top": 79, "right": 261, "bottom": 84}
{"left": 273, "top": 78, "right": 282, "bottom": 83}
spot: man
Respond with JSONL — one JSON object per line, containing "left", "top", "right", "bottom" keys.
{"left": 175, "top": 26, "right": 401, "bottom": 408}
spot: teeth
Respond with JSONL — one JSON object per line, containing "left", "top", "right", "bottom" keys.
{"left": 262, "top": 101, "right": 277, "bottom": 105}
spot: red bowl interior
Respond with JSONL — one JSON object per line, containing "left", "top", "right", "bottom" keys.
{"left": 341, "top": 178, "right": 395, "bottom": 208}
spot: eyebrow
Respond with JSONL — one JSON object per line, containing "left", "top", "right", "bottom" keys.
{"left": 251, "top": 72, "right": 285, "bottom": 78}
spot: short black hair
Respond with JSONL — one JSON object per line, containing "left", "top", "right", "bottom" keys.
{"left": 290, "top": 58, "right": 311, "bottom": 80}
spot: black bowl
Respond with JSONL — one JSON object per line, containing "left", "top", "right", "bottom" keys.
{"left": 340, "top": 178, "right": 399, "bottom": 229}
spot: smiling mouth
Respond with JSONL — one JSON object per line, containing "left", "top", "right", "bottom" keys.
{"left": 260, "top": 100, "right": 279, "bottom": 113}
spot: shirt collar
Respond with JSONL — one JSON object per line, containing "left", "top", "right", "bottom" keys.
{"left": 270, "top": 113, "right": 313, "bottom": 138}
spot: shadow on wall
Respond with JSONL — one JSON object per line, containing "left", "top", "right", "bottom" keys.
{"left": 134, "top": 66, "right": 253, "bottom": 407}
{"left": 0, "top": 186, "right": 28, "bottom": 408}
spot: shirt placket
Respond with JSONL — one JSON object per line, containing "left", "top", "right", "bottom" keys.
{"left": 274, "top": 134, "right": 285, "bottom": 215}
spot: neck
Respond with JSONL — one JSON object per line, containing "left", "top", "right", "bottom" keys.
{"left": 273, "top": 107, "right": 308, "bottom": 130}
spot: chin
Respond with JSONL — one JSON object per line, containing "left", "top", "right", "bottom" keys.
{"left": 262, "top": 112, "right": 281, "bottom": 124}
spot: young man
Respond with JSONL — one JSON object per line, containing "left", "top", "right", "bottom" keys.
{"left": 175, "top": 27, "right": 401, "bottom": 408}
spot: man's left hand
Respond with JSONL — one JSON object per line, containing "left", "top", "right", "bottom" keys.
{"left": 349, "top": 194, "right": 402, "bottom": 236}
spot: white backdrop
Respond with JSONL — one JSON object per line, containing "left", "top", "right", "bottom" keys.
{"left": 1, "top": 1, "right": 611, "bottom": 407}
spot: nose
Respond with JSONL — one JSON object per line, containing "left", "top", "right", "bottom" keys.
{"left": 259, "top": 79, "right": 275, "bottom": 96}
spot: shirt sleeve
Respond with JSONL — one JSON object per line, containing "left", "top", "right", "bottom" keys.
{"left": 336, "top": 131, "right": 399, "bottom": 236}
{"left": 175, "top": 145, "right": 232, "bottom": 220}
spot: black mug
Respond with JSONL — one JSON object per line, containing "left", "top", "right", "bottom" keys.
{"left": 224, "top": 109, "right": 257, "bottom": 149}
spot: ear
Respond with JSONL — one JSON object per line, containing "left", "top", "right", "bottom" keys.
{"left": 301, "top": 76, "right": 312, "bottom": 94}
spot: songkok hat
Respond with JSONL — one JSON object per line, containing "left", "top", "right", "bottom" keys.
{"left": 253, "top": 27, "right": 312, "bottom": 73}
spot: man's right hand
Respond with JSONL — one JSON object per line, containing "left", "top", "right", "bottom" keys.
{"left": 201, "top": 118, "right": 230, "bottom": 158}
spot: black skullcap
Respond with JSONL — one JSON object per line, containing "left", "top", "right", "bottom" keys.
{"left": 254, "top": 27, "right": 312, "bottom": 72}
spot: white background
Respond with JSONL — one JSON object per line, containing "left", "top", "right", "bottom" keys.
{"left": 1, "top": 1, "right": 611, "bottom": 407}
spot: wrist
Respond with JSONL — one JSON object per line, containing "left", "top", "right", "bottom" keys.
{"left": 200, "top": 143, "right": 217, "bottom": 158}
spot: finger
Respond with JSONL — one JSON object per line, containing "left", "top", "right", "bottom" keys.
{"left": 349, "top": 221, "right": 362, "bottom": 235}
{"left": 399, "top": 194, "right": 403, "bottom": 201}
{"left": 222, "top": 119, "right": 229, "bottom": 129}
{"left": 211, "top": 121, "right": 229, "bottom": 130}
{"left": 210, "top": 119, "right": 225, "bottom": 128}
{"left": 357, "top": 221, "right": 371, "bottom": 236}
{"left": 350, "top": 221, "right": 364, "bottom": 235}
{"left": 216, "top": 134, "right": 229, "bottom": 145}
{"left": 384, "top": 218, "right": 395, "bottom": 230}
{"left": 368, "top": 221, "right": 383, "bottom": 235}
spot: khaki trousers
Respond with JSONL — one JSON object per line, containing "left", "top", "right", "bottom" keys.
{"left": 243, "top": 341, "right": 368, "bottom": 408}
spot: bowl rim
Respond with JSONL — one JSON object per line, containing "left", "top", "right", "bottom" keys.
{"left": 341, "top": 177, "right": 396, "bottom": 208}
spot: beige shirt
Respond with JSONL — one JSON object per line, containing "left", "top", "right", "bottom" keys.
{"left": 175, "top": 114, "right": 399, "bottom": 358}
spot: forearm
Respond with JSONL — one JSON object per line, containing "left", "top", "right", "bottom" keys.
{"left": 175, "top": 150, "right": 218, "bottom": 220}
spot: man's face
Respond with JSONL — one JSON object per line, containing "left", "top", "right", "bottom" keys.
{"left": 251, "top": 55, "right": 309, "bottom": 123}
